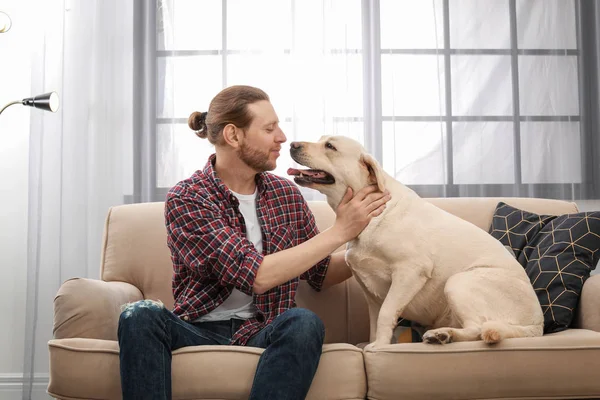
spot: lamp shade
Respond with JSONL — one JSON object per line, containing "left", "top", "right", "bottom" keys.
{"left": 22, "top": 92, "right": 60, "bottom": 113}
{"left": 0, "top": 11, "right": 11, "bottom": 33}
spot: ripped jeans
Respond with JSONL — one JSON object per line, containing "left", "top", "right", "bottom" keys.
{"left": 117, "top": 300, "right": 325, "bottom": 400}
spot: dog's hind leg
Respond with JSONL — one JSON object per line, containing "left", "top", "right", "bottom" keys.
{"left": 480, "top": 321, "right": 543, "bottom": 344}
{"left": 442, "top": 268, "right": 543, "bottom": 344}
{"left": 421, "top": 272, "right": 488, "bottom": 344}
{"left": 422, "top": 325, "right": 481, "bottom": 344}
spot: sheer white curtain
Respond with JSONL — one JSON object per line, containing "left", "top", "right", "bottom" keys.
{"left": 156, "top": 0, "right": 589, "bottom": 202}
{"left": 156, "top": 0, "right": 366, "bottom": 201}
{"left": 380, "top": 0, "right": 584, "bottom": 200}
{"left": 23, "top": 0, "right": 135, "bottom": 397}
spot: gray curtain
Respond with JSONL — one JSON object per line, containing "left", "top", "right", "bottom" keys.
{"left": 577, "top": 0, "right": 600, "bottom": 201}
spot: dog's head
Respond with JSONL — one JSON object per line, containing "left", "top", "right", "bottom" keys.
{"left": 287, "top": 135, "right": 385, "bottom": 205}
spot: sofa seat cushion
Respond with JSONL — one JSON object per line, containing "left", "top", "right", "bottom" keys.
{"left": 48, "top": 338, "right": 366, "bottom": 400}
{"left": 363, "top": 329, "right": 600, "bottom": 400}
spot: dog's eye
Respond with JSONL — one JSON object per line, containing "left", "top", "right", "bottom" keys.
{"left": 325, "top": 142, "right": 337, "bottom": 151}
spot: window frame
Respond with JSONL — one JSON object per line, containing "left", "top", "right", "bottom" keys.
{"left": 132, "top": 0, "right": 595, "bottom": 204}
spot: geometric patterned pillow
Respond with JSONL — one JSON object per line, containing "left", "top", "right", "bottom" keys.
{"left": 489, "top": 202, "right": 554, "bottom": 260}
{"left": 489, "top": 202, "right": 600, "bottom": 334}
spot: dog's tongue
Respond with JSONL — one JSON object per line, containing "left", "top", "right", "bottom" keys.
{"left": 287, "top": 168, "right": 327, "bottom": 178}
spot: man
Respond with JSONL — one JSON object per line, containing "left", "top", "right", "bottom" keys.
{"left": 117, "top": 85, "right": 390, "bottom": 400}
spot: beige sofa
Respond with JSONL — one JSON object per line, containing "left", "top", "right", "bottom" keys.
{"left": 48, "top": 197, "right": 600, "bottom": 400}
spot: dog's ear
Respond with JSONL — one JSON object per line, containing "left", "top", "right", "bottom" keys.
{"left": 360, "top": 153, "right": 385, "bottom": 193}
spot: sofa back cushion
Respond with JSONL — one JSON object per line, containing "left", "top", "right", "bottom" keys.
{"left": 425, "top": 197, "right": 578, "bottom": 231}
{"left": 100, "top": 197, "right": 578, "bottom": 345}
{"left": 101, "top": 202, "right": 175, "bottom": 309}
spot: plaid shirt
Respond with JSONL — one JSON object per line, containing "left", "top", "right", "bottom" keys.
{"left": 164, "top": 154, "right": 330, "bottom": 345}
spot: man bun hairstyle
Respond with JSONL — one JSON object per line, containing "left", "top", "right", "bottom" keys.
{"left": 188, "top": 111, "right": 208, "bottom": 139}
{"left": 188, "top": 85, "right": 270, "bottom": 145}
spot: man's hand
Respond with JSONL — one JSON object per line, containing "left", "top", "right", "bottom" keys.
{"left": 333, "top": 185, "right": 391, "bottom": 243}
{"left": 253, "top": 185, "right": 389, "bottom": 295}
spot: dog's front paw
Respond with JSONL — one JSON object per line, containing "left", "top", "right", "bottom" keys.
{"left": 423, "top": 329, "right": 453, "bottom": 345}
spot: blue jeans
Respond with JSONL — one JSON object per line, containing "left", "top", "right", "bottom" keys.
{"left": 117, "top": 300, "right": 325, "bottom": 400}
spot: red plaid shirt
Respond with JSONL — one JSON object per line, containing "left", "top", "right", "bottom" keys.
{"left": 164, "top": 154, "right": 330, "bottom": 345}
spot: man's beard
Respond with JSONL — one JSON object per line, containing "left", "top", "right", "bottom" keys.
{"left": 238, "top": 141, "right": 276, "bottom": 172}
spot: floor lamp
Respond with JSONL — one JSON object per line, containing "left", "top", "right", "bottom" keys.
{"left": 0, "top": 11, "right": 10, "bottom": 33}
{"left": 0, "top": 92, "right": 60, "bottom": 115}
{"left": 2, "top": 10, "right": 60, "bottom": 399}
{"left": 1, "top": 11, "right": 60, "bottom": 116}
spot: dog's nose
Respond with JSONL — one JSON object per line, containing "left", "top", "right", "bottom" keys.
{"left": 290, "top": 142, "right": 302, "bottom": 150}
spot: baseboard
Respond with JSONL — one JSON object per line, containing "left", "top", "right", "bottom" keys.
{"left": 0, "top": 373, "right": 50, "bottom": 400}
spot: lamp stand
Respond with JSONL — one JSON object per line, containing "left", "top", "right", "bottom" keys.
{"left": 0, "top": 100, "right": 22, "bottom": 115}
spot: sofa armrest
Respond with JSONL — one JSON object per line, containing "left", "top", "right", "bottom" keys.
{"left": 53, "top": 278, "right": 143, "bottom": 341}
{"left": 574, "top": 274, "right": 600, "bottom": 332}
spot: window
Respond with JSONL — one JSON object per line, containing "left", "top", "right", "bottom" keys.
{"left": 379, "top": 0, "right": 583, "bottom": 198}
{"left": 153, "top": 0, "right": 365, "bottom": 201}
{"left": 148, "top": 0, "right": 591, "bottom": 201}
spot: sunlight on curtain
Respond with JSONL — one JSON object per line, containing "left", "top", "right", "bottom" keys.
{"left": 380, "top": 0, "right": 582, "bottom": 199}
{"left": 380, "top": 0, "right": 446, "bottom": 186}
{"left": 156, "top": 0, "right": 364, "bottom": 200}
{"left": 156, "top": 0, "right": 585, "bottom": 201}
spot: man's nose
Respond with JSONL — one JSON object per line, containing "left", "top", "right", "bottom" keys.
{"left": 275, "top": 127, "right": 287, "bottom": 143}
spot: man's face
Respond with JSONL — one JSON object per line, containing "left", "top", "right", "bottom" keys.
{"left": 237, "top": 100, "right": 287, "bottom": 172}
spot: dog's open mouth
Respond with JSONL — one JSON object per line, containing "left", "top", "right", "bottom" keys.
{"left": 287, "top": 168, "right": 335, "bottom": 185}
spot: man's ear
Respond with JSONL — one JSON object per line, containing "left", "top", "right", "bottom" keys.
{"left": 222, "top": 124, "right": 241, "bottom": 148}
{"left": 360, "top": 153, "right": 385, "bottom": 192}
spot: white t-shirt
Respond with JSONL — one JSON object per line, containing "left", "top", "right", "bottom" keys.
{"left": 196, "top": 188, "right": 261, "bottom": 322}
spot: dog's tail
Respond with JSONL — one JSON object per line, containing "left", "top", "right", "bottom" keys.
{"left": 481, "top": 321, "right": 543, "bottom": 344}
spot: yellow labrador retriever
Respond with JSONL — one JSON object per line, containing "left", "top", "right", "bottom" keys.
{"left": 288, "top": 135, "right": 544, "bottom": 349}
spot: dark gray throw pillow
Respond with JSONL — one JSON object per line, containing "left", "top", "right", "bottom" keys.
{"left": 489, "top": 202, "right": 600, "bottom": 333}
